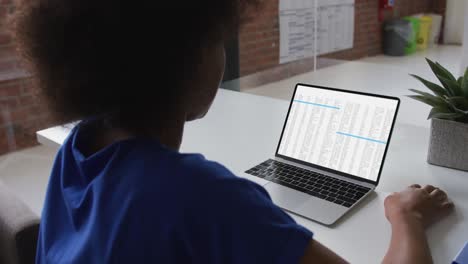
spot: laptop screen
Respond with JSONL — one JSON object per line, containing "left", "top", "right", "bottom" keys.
{"left": 276, "top": 84, "right": 399, "bottom": 183}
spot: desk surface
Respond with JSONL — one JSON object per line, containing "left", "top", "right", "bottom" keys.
{"left": 246, "top": 60, "right": 440, "bottom": 128}
{"left": 37, "top": 89, "right": 468, "bottom": 263}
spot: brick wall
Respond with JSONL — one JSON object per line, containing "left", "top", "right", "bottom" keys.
{"left": 0, "top": 0, "right": 54, "bottom": 155}
{"left": 239, "top": 0, "right": 447, "bottom": 77}
{"left": 0, "top": 0, "right": 14, "bottom": 50}
{"left": 0, "top": 78, "right": 52, "bottom": 155}
{"left": 239, "top": 0, "right": 279, "bottom": 77}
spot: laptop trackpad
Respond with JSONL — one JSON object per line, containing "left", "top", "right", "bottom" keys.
{"left": 264, "top": 182, "right": 347, "bottom": 225}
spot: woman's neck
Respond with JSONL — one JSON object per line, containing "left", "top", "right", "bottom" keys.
{"left": 89, "top": 115, "right": 186, "bottom": 155}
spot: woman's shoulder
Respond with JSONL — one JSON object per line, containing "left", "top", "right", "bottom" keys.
{"left": 128, "top": 147, "right": 263, "bottom": 196}
{"left": 175, "top": 155, "right": 272, "bottom": 208}
{"left": 146, "top": 151, "right": 268, "bottom": 202}
{"left": 176, "top": 153, "right": 237, "bottom": 180}
{"left": 175, "top": 153, "right": 268, "bottom": 195}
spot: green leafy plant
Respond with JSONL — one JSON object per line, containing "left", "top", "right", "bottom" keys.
{"left": 409, "top": 58, "right": 468, "bottom": 123}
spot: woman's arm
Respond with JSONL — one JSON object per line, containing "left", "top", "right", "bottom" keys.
{"left": 382, "top": 184, "right": 453, "bottom": 264}
{"left": 300, "top": 239, "right": 348, "bottom": 264}
{"left": 382, "top": 215, "right": 432, "bottom": 264}
{"left": 299, "top": 184, "right": 454, "bottom": 264}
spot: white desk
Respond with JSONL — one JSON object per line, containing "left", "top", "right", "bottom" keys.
{"left": 37, "top": 89, "right": 468, "bottom": 263}
{"left": 246, "top": 60, "right": 448, "bottom": 128}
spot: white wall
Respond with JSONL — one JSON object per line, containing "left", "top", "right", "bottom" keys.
{"left": 444, "top": 0, "right": 466, "bottom": 44}
{"left": 459, "top": 0, "right": 468, "bottom": 74}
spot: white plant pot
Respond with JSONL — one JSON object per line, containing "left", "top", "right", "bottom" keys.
{"left": 428, "top": 118, "right": 468, "bottom": 171}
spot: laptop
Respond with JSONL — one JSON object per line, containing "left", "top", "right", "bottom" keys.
{"left": 244, "top": 83, "right": 400, "bottom": 225}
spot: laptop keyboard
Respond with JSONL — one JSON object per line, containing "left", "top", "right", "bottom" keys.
{"left": 245, "top": 159, "right": 371, "bottom": 208}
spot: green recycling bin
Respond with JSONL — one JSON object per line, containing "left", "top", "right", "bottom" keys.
{"left": 403, "top": 16, "right": 420, "bottom": 55}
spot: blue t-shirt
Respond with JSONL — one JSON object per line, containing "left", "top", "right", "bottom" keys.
{"left": 36, "top": 122, "right": 313, "bottom": 263}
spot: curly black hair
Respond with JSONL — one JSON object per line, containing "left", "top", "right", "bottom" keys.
{"left": 11, "top": 0, "right": 259, "bottom": 133}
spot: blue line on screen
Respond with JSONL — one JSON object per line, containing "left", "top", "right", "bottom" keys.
{"left": 336, "top": 132, "right": 387, "bottom": 144}
{"left": 293, "top": 100, "right": 340, "bottom": 109}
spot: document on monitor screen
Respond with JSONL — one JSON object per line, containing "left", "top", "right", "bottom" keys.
{"left": 278, "top": 85, "right": 398, "bottom": 181}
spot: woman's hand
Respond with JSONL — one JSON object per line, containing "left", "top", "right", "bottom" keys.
{"left": 300, "top": 184, "right": 455, "bottom": 264}
{"left": 384, "top": 184, "right": 454, "bottom": 228}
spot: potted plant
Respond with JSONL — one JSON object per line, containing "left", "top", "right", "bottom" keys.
{"left": 409, "top": 58, "right": 468, "bottom": 171}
